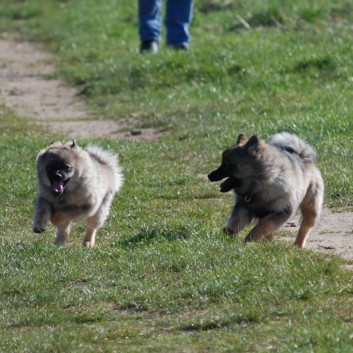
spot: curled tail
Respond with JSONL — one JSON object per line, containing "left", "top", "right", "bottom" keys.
{"left": 269, "top": 132, "right": 317, "bottom": 163}
{"left": 86, "top": 145, "right": 124, "bottom": 192}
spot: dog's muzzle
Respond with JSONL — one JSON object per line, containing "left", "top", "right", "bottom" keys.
{"left": 208, "top": 167, "right": 241, "bottom": 193}
{"left": 208, "top": 167, "right": 225, "bottom": 182}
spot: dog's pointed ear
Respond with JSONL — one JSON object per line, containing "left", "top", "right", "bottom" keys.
{"left": 245, "top": 135, "right": 264, "bottom": 156}
{"left": 236, "top": 134, "right": 247, "bottom": 145}
{"left": 66, "top": 139, "right": 77, "bottom": 149}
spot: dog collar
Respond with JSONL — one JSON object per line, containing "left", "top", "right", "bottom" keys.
{"left": 244, "top": 195, "right": 252, "bottom": 203}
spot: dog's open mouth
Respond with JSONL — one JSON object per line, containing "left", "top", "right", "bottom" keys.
{"left": 52, "top": 180, "right": 64, "bottom": 195}
{"left": 220, "top": 177, "right": 242, "bottom": 193}
{"left": 51, "top": 179, "right": 69, "bottom": 195}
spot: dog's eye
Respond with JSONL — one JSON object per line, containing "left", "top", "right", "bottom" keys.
{"left": 64, "top": 165, "right": 73, "bottom": 172}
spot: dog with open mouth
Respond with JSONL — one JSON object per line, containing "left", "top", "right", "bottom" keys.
{"left": 208, "top": 132, "right": 324, "bottom": 248}
{"left": 33, "top": 140, "right": 123, "bottom": 247}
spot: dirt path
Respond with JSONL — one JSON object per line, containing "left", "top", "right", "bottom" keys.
{"left": 1, "top": 37, "right": 352, "bottom": 262}
{"left": 284, "top": 208, "right": 353, "bottom": 264}
{"left": 0, "top": 38, "right": 161, "bottom": 140}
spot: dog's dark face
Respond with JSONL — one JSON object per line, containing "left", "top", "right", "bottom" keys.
{"left": 45, "top": 156, "right": 74, "bottom": 195}
{"left": 37, "top": 141, "right": 77, "bottom": 196}
{"left": 208, "top": 134, "right": 263, "bottom": 192}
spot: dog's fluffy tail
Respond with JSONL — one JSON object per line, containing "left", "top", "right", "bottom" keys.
{"left": 269, "top": 132, "right": 317, "bottom": 163}
{"left": 86, "top": 145, "right": 124, "bottom": 192}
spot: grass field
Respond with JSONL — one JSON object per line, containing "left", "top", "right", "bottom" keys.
{"left": 1, "top": 0, "right": 353, "bottom": 352}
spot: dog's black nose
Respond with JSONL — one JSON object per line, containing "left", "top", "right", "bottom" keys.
{"left": 54, "top": 171, "right": 63, "bottom": 181}
{"left": 207, "top": 172, "right": 214, "bottom": 182}
{"left": 208, "top": 168, "right": 223, "bottom": 182}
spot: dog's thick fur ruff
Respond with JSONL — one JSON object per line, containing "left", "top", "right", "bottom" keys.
{"left": 208, "top": 132, "right": 324, "bottom": 248}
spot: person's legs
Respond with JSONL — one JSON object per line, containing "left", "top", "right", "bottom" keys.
{"left": 165, "top": 0, "right": 193, "bottom": 47}
{"left": 138, "top": 0, "right": 162, "bottom": 42}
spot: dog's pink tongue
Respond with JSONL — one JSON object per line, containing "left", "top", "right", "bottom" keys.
{"left": 52, "top": 181, "right": 64, "bottom": 194}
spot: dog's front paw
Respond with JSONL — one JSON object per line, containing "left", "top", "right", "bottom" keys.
{"left": 53, "top": 237, "right": 67, "bottom": 246}
{"left": 223, "top": 226, "right": 235, "bottom": 235}
{"left": 33, "top": 223, "right": 46, "bottom": 233}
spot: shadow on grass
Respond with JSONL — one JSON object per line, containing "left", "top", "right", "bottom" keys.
{"left": 119, "top": 226, "right": 191, "bottom": 247}
{"left": 180, "top": 310, "right": 262, "bottom": 332}
{"left": 199, "top": 0, "right": 234, "bottom": 14}
{"left": 292, "top": 56, "right": 336, "bottom": 73}
{"left": 155, "top": 192, "right": 223, "bottom": 201}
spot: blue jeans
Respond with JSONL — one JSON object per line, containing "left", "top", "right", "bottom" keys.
{"left": 138, "top": 0, "right": 193, "bottom": 46}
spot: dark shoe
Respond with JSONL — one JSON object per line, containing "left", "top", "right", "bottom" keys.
{"left": 167, "top": 43, "right": 189, "bottom": 50}
{"left": 140, "top": 41, "right": 159, "bottom": 54}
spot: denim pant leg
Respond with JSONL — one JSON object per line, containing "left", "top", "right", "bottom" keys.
{"left": 138, "top": 0, "right": 162, "bottom": 42}
{"left": 165, "top": 0, "right": 193, "bottom": 46}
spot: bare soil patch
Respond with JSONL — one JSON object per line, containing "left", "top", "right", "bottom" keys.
{"left": 284, "top": 208, "right": 353, "bottom": 262}
{"left": 1, "top": 37, "right": 353, "bottom": 261}
{"left": 0, "top": 37, "right": 161, "bottom": 140}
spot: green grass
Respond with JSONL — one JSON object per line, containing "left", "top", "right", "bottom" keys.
{"left": 1, "top": 0, "right": 353, "bottom": 351}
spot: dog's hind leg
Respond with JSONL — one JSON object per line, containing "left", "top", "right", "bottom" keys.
{"left": 83, "top": 225, "right": 98, "bottom": 248}
{"left": 295, "top": 179, "right": 324, "bottom": 248}
{"left": 294, "top": 208, "right": 317, "bottom": 249}
{"left": 83, "top": 192, "right": 115, "bottom": 247}
{"left": 83, "top": 213, "right": 104, "bottom": 247}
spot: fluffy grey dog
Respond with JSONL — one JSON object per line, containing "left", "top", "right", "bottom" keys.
{"left": 33, "top": 140, "right": 123, "bottom": 247}
{"left": 208, "top": 132, "right": 324, "bottom": 248}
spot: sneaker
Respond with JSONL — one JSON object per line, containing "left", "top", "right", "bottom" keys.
{"left": 140, "top": 41, "right": 159, "bottom": 54}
